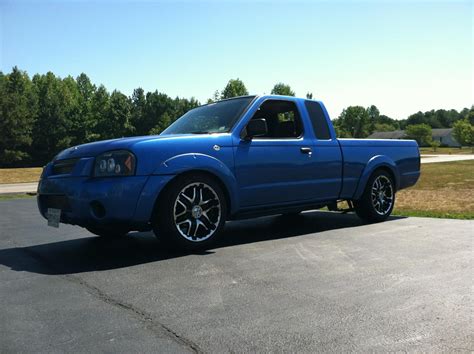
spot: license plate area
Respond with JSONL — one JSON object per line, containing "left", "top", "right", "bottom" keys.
{"left": 47, "top": 208, "right": 61, "bottom": 228}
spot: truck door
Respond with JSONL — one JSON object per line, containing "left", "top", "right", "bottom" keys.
{"left": 234, "top": 99, "right": 321, "bottom": 207}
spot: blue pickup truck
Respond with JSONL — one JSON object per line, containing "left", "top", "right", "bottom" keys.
{"left": 38, "top": 95, "right": 420, "bottom": 249}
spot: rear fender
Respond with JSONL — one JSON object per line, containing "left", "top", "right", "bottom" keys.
{"left": 353, "top": 155, "right": 400, "bottom": 200}
{"left": 153, "top": 153, "right": 239, "bottom": 213}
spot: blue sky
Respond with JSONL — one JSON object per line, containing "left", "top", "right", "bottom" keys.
{"left": 1, "top": 0, "right": 472, "bottom": 119}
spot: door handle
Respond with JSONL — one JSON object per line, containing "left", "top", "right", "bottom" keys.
{"left": 300, "top": 147, "right": 312, "bottom": 155}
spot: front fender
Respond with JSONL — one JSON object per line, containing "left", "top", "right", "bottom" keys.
{"left": 153, "top": 153, "right": 239, "bottom": 213}
{"left": 353, "top": 155, "right": 400, "bottom": 200}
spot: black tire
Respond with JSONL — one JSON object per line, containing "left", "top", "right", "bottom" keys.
{"left": 153, "top": 173, "right": 227, "bottom": 251}
{"left": 86, "top": 226, "right": 128, "bottom": 238}
{"left": 354, "top": 170, "right": 395, "bottom": 223}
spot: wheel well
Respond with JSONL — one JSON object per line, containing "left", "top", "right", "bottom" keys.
{"left": 150, "top": 170, "right": 232, "bottom": 221}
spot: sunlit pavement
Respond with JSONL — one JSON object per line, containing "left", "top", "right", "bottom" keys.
{"left": 0, "top": 182, "right": 37, "bottom": 194}
{"left": 1, "top": 199, "right": 472, "bottom": 352}
{"left": 420, "top": 154, "right": 474, "bottom": 164}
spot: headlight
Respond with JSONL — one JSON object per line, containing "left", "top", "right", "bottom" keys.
{"left": 94, "top": 150, "right": 136, "bottom": 177}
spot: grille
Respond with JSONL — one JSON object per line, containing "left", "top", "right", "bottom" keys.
{"left": 52, "top": 158, "right": 78, "bottom": 175}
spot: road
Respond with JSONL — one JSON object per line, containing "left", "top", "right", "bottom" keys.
{"left": 1, "top": 199, "right": 472, "bottom": 352}
{"left": 420, "top": 154, "right": 474, "bottom": 164}
{"left": 0, "top": 182, "right": 37, "bottom": 194}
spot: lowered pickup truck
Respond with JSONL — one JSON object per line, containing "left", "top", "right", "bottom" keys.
{"left": 38, "top": 95, "right": 420, "bottom": 249}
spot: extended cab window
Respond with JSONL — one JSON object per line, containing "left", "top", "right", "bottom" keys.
{"left": 304, "top": 100, "right": 331, "bottom": 140}
{"left": 249, "top": 100, "right": 303, "bottom": 139}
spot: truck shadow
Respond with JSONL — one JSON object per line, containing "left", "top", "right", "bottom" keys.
{"left": 0, "top": 211, "right": 405, "bottom": 275}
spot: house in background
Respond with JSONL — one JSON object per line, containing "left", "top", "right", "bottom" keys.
{"left": 431, "top": 129, "right": 461, "bottom": 147}
{"left": 368, "top": 128, "right": 461, "bottom": 147}
{"left": 367, "top": 130, "right": 406, "bottom": 140}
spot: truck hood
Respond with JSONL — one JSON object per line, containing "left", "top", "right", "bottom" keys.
{"left": 53, "top": 134, "right": 230, "bottom": 161}
{"left": 54, "top": 135, "right": 172, "bottom": 160}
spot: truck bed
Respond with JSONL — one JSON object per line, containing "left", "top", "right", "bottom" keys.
{"left": 337, "top": 138, "right": 420, "bottom": 199}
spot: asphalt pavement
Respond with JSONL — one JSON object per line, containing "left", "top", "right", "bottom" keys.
{"left": 0, "top": 199, "right": 472, "bottom": 352}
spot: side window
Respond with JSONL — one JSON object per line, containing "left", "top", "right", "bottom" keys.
{"left": 250, "top": 100, "right": 303, "bottom": 139}
{"left": 304, "top": 100, "right": 331, "bottom": 140}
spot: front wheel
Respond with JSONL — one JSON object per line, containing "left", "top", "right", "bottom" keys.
{"left": 153, "top": 173, "right": 227, "bottom": 251}
{"left": 354, "top": 170, "right": 395, "bottom": 223}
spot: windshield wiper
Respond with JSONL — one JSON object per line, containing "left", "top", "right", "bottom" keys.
{"left": 189, "top": 131, "right": 221, "bottom": 134}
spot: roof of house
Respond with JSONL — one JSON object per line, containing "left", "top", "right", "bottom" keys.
{"left": 368, "top": 128, "right": 453, "bottom": 139}
{"left": 431, "top": 128, "right": 453, "bottom": 137}
{"left": 367, "top": 130, "right": 406, "bottom": 139}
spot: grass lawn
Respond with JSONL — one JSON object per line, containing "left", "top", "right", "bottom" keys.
{"left": 394, "top": 160, "right": 474, "bottom": 219}
{"left": 0, "top": 167, "right": 42, "bottom": 184}
{"left": 0, "top": 193, "right": 35, "bottom": 201}
{"left": 419, "top": 146, "right": 473, "bottom": 155}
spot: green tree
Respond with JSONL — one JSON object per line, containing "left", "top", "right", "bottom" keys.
{"left": 405, "top": 124, "right": 432, "bottom": 146}
{"left": 402, "top": 109, "right": 464, "bottom": 129}
{"left": 334, "top": 106, "right": 370, "bottom": 138}
{"left": 221, "top": 79, "right": 248, "bottom": 99}
{"left": 207, "top": 90, "right": 220, "bottom": 103}
{"left": 149, "top": 112, "right": 172, "bottom": 135}
{"left": 98, "top": 90, "right": 133, "bottom": 139}
{"left": 271, "top": 82, "right": 295, "bottom": 96}
{"left": 377, "top": 114, "right": 400, "bottom": 129}
{"left": 374, "top": 123, "right": 397, "bottom": 132}
{"left": 464, "top": 106, "right": 474, "bottom": 125}
{"left": 306, "top": 92, "right": 313, "bottom": 99}
{"left": 430, "top": 140, "right": 440, "bottom": 152}
{"left": 61, "top": 75, "right": 83, "bottom": 147}
{"left": 366, "top": 105, "right": 380, "bottom": 133}
{"left": 452, "top": 119, "right": 474, "bottom": 147}
{"left": 140, "top": 91, "right": 174, "bottom": 135}
{"left": 332, "top": 124, "right": 351, "bottom": 138}
{"left": 74, "top": 73, "right": 99, "bottom": 143}
{"left": 131, "top": 87, "right": 146, "bottom": 134}
{"left": 31, "top": 72, "right": 75, "bottom": 164}
{"left": 172, "top": 96, "right": 199, "bottom": 122}
{"left": 91, "top": 85, "right": 110, "bottom": 140}
{"left": 0, "top": 67, "right": 37, "bottom": 165}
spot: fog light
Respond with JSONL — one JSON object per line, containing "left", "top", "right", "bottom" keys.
{"left": 90, "top": 201, "right": 106, "bottom": 219}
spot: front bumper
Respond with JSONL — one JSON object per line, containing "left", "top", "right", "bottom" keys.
{"left": 38, "top": 175, "right": 148, "bottom": 228}
{"left": 37, "top": 173, "right": 174, "bottom": 230}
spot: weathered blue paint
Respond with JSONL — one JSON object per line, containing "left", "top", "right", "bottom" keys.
{"left": 38, "top": 95, "right": 420, "bottom": 231}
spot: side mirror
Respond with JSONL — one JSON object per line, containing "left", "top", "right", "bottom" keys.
{"left": 243, "top": 118, "right": 268, "bottom": 140}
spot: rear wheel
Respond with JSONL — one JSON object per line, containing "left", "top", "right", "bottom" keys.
{"left": 86, "top": 226, "right": 128, "bottom": 238}
{"left": 354, "top": 170, "right": 395, "bottom": 223}
{"left": 153, "top": 173, "right": 227, "bottom": 251}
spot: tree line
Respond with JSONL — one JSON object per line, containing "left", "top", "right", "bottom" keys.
{"left": 332, "top": 104, "right": 473, "bottom": 147}
{"left": 1, "top": 67, "right": 473, "bottom": 167}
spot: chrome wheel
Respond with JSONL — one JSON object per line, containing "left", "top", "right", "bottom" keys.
{"left": 371, "top": 175, "right": 394, "bottom": 215}
{"left": 173, "top": 182, "right": 221, "bottom": 242}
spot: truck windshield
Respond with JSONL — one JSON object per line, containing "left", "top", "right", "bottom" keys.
{"left": 161, "top": 96, "right": 255, "bottom": 135}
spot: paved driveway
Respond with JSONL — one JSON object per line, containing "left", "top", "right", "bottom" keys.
{"left": 1, "top": 199, "right": 472, "bottom": 352}
{"left": 0, "top": 182, "right": 37, "bottom": 194}
{"left": 420, "top": 154, "right": 474, "bottom": 164}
